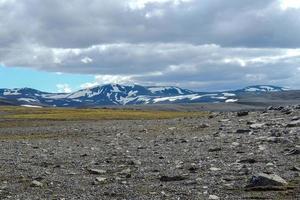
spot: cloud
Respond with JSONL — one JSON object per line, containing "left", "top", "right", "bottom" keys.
{"left": 2, "top": 42, "right": 300, "bottom": 90}
{"left": 1, "top": 0, "right": 300, "bottom": 90}
{"left": 80, "top": 75, "right": 135, "bottom": 89}
{"left": 1, "top": 0, "right": 300, "bottom": 48}
{"left": 56, "top": 84, "right": 72, "bottom": 93}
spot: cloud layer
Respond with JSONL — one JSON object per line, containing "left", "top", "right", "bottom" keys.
{"left": 1, "top": 0, "right": 300, "bottom": 90}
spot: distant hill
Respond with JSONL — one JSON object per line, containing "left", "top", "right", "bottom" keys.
{"left": 0, "top": 84, "right": 292, "bottom": 107}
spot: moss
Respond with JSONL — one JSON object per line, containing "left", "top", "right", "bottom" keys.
{"left": 0, "top": 106, "right": 207, "bottom": 121}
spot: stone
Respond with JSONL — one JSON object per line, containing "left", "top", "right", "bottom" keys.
{"left": 292, "top": 116, "right": 300, "bottom": 121}
{"left": 245, "top": 173, "right": 288, "bottom": 190}
{"left": 208, "top": 147, "right": 222, "bottom": 152}
{"left": 286, "top": 120, "right": 300, "bottom": 127}
{"left": 250, "top": 123, "right": 265, "bottom": 129}
{"left": 88, "top": 169, "right": 107, "bottom": 175}
{"left": 290, "top": 166, "right": 300, "bottom": 171}
{"left": 30, "top": 180, "right": 43, "bottom": 187}
{"left": 93, "top": 177, "right": 107, "bottom": 185}
{"left": 285, "top": 149, "right": 300, "bottom": 156}
{"left": 210, "top": 167, "right": 221, "bottom": 171}
{"left": 209, "top": 195, "right": 220, "bottom": 200}
{"left": 159, "top": 175, "right": 187, "bottom": 182}
{"left": 236, "top": 129, "right": 251, "bottom": 134}
{"left": 239, "top": 158, "right": 256, "bottom": 164}
{"left": 198, "top": 123, "right": 210, "bottom": 128}
{"left": 237, "top": 111, "right": 249, "bottom": 117}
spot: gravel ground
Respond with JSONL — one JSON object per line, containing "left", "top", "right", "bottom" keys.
{"left": 0, "top": 106, "right": 299, "bottom": 200}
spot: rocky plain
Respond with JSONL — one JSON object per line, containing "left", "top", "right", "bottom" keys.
{"left": 0, "top": 105, "right": 299, "bottom": 200}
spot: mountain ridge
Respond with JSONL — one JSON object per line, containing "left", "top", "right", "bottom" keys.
{"left": 0, "top": 84, "right": 288, "bottom": 107}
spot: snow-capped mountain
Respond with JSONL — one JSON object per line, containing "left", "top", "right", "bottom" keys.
{"left": 0, "top": 84, "right": 289, "bottom": 107}
{"left": 237, "top": 85, "right": 287, "bottom": 92}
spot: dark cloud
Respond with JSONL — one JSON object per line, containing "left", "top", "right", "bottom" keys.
{"left": 1, "top": 0, "right": 300, "bottom": 48}
{"left": 0, "top": 0, "right": 300, "bottom": 90}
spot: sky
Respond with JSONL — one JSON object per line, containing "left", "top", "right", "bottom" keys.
{"left": 1, "top": 0, "right": 300, "bottom": 92}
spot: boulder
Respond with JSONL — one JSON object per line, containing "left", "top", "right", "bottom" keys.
{"left": 287, "top": 120, "right": 300, "bottom": 127}
{"left": 245, "top": 173, "right": 288, "bottom": 190}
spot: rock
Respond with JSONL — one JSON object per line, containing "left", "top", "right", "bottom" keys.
{"left": 267, "top": 106, "right": 274, "bottom": 110}
{"left": 281, "top": 108, "right": 293, "bottom": 115}
{"left": 245, "top": 173, "right": 288, "bottom": 190}
{"left": 210, "top": 167, "right": 221, "bottom": 171}
{"left": 168, "top": 127, "right": 176, "bottom": 131}
{"left": 238, "top": 165, "right": 250, "bottom": 175}
{"left": 236, "top": 129, "right": 251, "bottom": 134}
{"left": 88, "top": 169, "right": 107, "bottom": 175}
{"left": 128, "top": 160, "right": 142, "bottom": 166}
{"left": 290, "top": 166, "right": 300, "bottom": 171}
{"left": 285, "top": 148, "right": 300, "bottom": 156}
{"left": 93, "top": 177, "right": 107, "bottom": 185}
{"left": 188, "top": 163, "right": 198, "bottom": 173}
{"left": 250, "top": 123, "right": 265, "bottom": 129}
{"left": 159, "top": 175, "right": 187, "bottom": 182}
{"left": 291, "top": 116, "right": 300, "bottom": 121}
{"left": 266, "top": 162, "right": 274, "bottom": 167}
{"left": 30, "top": 180, "right": 43, "bottom": 187}
{"left": 231, "top": 142, "right": 240, "bottom": 147}
{"left": 208, "top": 147, "right": 222, "bottom": 152}
{"left": 119, "top": 168, "right": 131, "bottom": 175}
{"left": 237, "top": 111, "right": 249, "bottom": 117}
{"left": 266, "top": 137, "right": 287, "bottom": 143}
{"left": 239, "top": 158, "right": 256, "bottom": 164}
{"left": 270, "top": 129, "right": 282, "bottom": 137}
{"left": 198, "top": 123, "right": 210, "bottom": 128}
{"left": 209, "top": 195, "right": 220, "bottom": 200}
{"left": 220, "top": 119, "right": 230, "bottom": 122}
{"left": 286, "top": 120, "right": 300, "bottom": 127}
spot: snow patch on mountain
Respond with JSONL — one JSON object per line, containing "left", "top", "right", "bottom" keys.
{"left": 18, "top": 98, "right": 38, "bottom": 102}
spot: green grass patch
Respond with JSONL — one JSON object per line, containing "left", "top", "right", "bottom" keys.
{"left": 0, "top": 106, "right": 207, "bottom": 121}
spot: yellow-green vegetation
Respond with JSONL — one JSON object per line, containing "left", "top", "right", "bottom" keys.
{"left": 0, "top": 106, "right": 207, "bottom": 121}
{"left": 0, "top": 133, "right": 70, "bottom": 141}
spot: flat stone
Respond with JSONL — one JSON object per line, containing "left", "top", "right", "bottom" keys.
{"left": 88, "top": 169, "right": 107, "bottom": 175}
{"left": 93, "top": 177, "right": 107, "bottom": 185}
{"left": 245, "top": 173, "right": 288, "bottom": 190}
{"left": 210, "top": 167, "right": 221, "bottom": 171}
{"left": 209, "top": 195, "right": 220, "bottom": 200}
{"left": 287, "top": 120, "right": 300, "bottom": 127}
{"left": 30, "top": 180, "right": 43, "bottom": 187}
{"left": 208, "top": 147, "right": 222, "bottom": 152}
{"left": 285, "top": 149, "right": 300, "bottom": 156}
{"left": 159, "top": 175, "right": 187, "bottom": 182}
{"left": 236, "top": 129, "right": 251, "bottom": 134}
{"left": 239, "top": 158, "right": 256, "bottom": 164}
{"left": 250, "top": 123, "right": 265, "bottom": 129}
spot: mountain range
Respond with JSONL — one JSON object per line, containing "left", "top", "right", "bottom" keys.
{"left": 0, "top": 84, "right": 288, "bottom": 107}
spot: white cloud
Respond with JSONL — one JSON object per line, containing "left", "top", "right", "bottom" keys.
{"left": 280, "top": 0, "right": 300, "bottom": 10}
{"left": 56, "top": 84, "right": 72, "bottom": 93}
{"left": 80, "top": 75, "right": 135, "bottom": 89}
{"left": 81, "top": 57, "right": 93, "bottom": 64}
{"left": 128, "top": 0, "right": 192, "bottom": 10}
